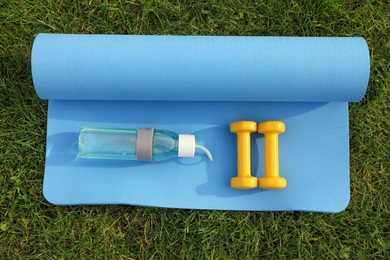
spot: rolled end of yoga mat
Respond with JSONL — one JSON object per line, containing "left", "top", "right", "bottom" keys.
{"left": 31, "top": 34, "right": 370, "bottom": 102}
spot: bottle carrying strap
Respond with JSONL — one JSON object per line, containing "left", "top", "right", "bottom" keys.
{"left": 136, "top": 128, "right": 154, "bottom": 161}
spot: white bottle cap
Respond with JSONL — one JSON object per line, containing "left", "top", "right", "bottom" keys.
{"left": 178, "top": 134, "right": 195, "bottom": 157}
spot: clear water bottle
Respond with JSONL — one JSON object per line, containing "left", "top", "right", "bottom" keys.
{"left": 78, "top": 127, "right": 213, "bottom": 161}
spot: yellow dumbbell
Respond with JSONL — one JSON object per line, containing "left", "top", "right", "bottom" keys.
{"left": 257, "top": 121, "right": 286, "bottom": 189}
{"left": 230, "top": 121, "right": 258, "bottom": 189}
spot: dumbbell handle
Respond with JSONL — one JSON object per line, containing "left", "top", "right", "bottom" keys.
{"left": 264, "top": 133, "right": 279, "bottom": 178}
{"left": 236, "top": 132, "right": 252, "bottom": 178}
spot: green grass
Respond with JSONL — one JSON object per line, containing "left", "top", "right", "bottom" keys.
{"left": 0, "top": 0, "right": 389, "bottom": 258}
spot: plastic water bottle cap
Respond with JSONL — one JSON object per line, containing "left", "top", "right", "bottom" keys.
{"left": 178, "top": 134, "right": 195, "bottom": 157}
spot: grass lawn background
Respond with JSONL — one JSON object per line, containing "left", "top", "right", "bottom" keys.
{"left": 0, "top": 0, "right": 388, "bottom": 258}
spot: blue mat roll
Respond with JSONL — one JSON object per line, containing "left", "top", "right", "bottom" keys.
{"left": 31, "top": 34, "right": 370, "bottom": 212}
{"left": 32, "top": 34, "right": 369, "bottom": 102}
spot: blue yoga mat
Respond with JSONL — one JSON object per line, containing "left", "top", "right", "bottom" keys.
{"left": 32, "top": 34, "right": 370, "bottom": 212}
